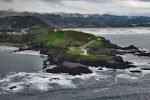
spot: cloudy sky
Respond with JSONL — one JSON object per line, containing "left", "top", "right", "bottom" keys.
{"left": 0, "top": 0, "right": 150, "bottom": 16}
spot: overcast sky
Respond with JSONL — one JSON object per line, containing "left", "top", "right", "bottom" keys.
{"left": 0, "top": 0, "right": 150, "bottom": 16}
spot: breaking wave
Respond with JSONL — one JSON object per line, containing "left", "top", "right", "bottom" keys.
{"left": 0, "top": 67, "right": 111, "bottom": 94}
{"left": 11, "top": 50, "right": 43, "bottom": 56}
{"left": 0, "top": 66, "right": 149, "bottom": 94}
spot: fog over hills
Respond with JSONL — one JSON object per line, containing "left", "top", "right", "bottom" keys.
{"left": 1, "top": 0, "right": 150, "bottom": 16}
{"left": 1, "top": 0, "right": 150, "bottom": 28}
{"left": 0, "top": 11, "right": 150, "bottom": 28}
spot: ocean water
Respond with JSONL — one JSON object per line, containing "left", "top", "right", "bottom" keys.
{"left": 1, "top": 27, "right": 150, "bottom": 100}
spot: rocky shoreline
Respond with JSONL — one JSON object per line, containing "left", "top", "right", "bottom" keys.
{"left": 2, "top": 40, "right": 150, "bottom": 75}
{"left": 41, "top": 44, "right": 148, "bottom": 75}
{"left": 2, "top": 34, "right": 150, "bottom": 75}
{"left": 4, "top": 38, "right": 149, "bottom": 75}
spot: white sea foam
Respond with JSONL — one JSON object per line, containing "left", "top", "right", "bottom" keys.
{"left": 12, "top": 50, "right": 42, "bottom": 56}
{"left": 2, "top": 82, "right": 24, "bottom": 92}
{"left": 0, "top": 65, "right": 145, "bottom": 94}
{"left": 11, "top": 50, "right": 48, "bottom": 57}
{"left": 0, "top": 72, "right": 77, "bottom": 93}
{"left": 117, "top": 74, "right": 138, "bottom": 80}
{"left": 132, "top": 60, "right": 150, "bottom": 66}
{"left": 0, "top": 46, "right": 18, "bottom": 51}
{"left": 94, "top": 88, "right": 109, "bottom": 93}
{"left": 120, "top": 54, "right": 150, "bottom": 66}
{"left": 139, "top": 48, "right": 150, "bottom": 53}
{"left": 141, "top": 70, "right": 150, "bottom": 75}
{"left": 0, "top": 67, "right": 112, "bottom": 93}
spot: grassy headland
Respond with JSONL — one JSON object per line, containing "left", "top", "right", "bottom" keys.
{"left": 42, "top": 30, "right": 112, "bottom": 60}
{"left": 0, "top": 16, "right": 113, "bottom": 60}
{"left": 0, "top": 29, "right": 112, "bottom": 60}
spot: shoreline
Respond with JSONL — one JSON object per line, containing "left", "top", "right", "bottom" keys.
{"left": 1, "top": 32, "right": 150, "bottom": 75}
{"left": 0, "top": 42, "right": 21, "bottom": 48}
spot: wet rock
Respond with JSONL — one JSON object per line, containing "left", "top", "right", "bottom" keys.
{"left": 98, "top": 67, "right": 103, "bottom": 70}
{"left": 9, "top": 86, "right": 17, "bottom": 90}
{"left": 79, "top": 58, "right": 136, "bottom": 69}
{"left": 49, "top": 78, "right": 60, "bottom": 81}
{"left": 45, "top": 62, "right": 92, "bottom": 75}
{"left": 113, "top": 56, "right": 124, "bottom": 62}
{"left": 130, "top": 70, "right": 142, "bottom": 73}
{"left": 136, "top": 52, "right": 150, "bottom": 57}
{"left": 141, "top": 68, "right": 150, "bottom": 70}
{"left": 123, "top": 45, "right": 138, "bottom": 50}
{"left": 114, "top": 45, "right": 144, "bottom": 55}
{"left": 91, "top": 48, "right": 115, "bottom": 55}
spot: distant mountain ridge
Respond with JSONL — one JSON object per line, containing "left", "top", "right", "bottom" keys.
{"left": 0, "top": 11, "right": 150, "bottom": 28}
{"left": 36, "top": 14, "right": 150, "bottom": 28}
{"left": 0, "top": 16, "right": 50, "bottom": 32}
{"left": 0, "top": 16, "right": 48, "bottom": 29}
{"left": 0, "top": 15, "right": 52, "bottom": 44}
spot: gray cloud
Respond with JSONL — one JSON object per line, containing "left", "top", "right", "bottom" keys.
{"left": 40, "top": 0, "right": 62, "bottom": 3}
{"left": 0, "top": 0, "right": 150, "bottom": 16}
{"left": 39, "top": 0, "right": 112, "bottom": 3}
{"left": 138, "top": 0, "right": 150, "bottom": 2}
{"left": 1, "top": 0, "right": 12, "bottom": 2}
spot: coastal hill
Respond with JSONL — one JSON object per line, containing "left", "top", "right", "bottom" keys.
{"left": 0, "top": 16, "right": 52, "bottom": 45}
{"left": 40, "top": 30, "right": 137, "bottom": 75}
{"left": 1, "top": 11, "right": 150, "bottom": 28}
{"left": 0, "top": 16, "right": 50, "bottom": 34}
{"left": 36, "top": 13, "right": 150, "bottom": 28}
{"left": 0, "top": 16, "right": 48, "bottom": 30}
{"left": 0, "top": 16, "right": 142, "bottom": 75}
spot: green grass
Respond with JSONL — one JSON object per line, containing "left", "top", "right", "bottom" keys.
{"left": 1, "top": 28, "right": 113, "bottom": 60}
{"left": 66, "top": 47, "right": 113, "bottom": 60}
{"left": 66, "top": 47, "right": 81, "bottom": 56}
{"left": 87, "top": 38, "right": 109, "bottom": 48}
{"left": 22, "top": 27, "right": 51, "bottom": 45}
{"left": 31, "top": 29, "right": 113, "bottom": 61}
{"left": 44, "top": 30, "right": 97, "bottom": 48}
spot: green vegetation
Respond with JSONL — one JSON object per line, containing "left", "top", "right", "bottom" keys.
{"left": 87, "top": 38, "right": 110, "bottom": 48}
{"left": 0, "top": 33, "right": 23, "bottom": 43}
{"left": 0, "top": 18, "right": 112, "bottom": 60}
{"left": 66, "top": 47, "right": 113, "bottom": 60}
{"left": 25, "top": 27, "right": 51, "bottom": 44}
{"left": 66, "top": 47, "right": 81, "bottom": 56}
{"left": 44, "top": 30, "right": 97, "bottom": 48}
{"left": 0, "top": 16, "right": 48, "bottom": 29}
{"left": 53, "top": 31, "right": 113, "bottom": 60}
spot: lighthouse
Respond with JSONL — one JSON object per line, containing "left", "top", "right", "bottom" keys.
{"left": 81, "top": 48, "right": 87, "bottom": 55}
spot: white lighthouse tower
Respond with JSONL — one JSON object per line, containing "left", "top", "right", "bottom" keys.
{"left": 81, "top": 48, "right": 87, "bottom": 55}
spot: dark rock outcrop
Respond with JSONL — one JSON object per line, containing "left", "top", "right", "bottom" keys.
{"left": 45, "top": 62, "right": 92, "bottom": 75}
{"left": 91, "top": 48, "right": 116, "bottom": 55}
{"left": 43, "top": 54, "right": 136, "bottom": 71}
{"left": 79, "top": 59, "right": 135, "bottom": 69}
{"left": 122, "top": 45, "right": 138, "bottom": 50}
{"left": 136, "top": 52, "right": 150, "bottom": 57}
{"left": 141, "top": 68, "right": 150, "bottom": 70}
{"left": 130, "top": 70, "right": 142, "bottom": 73}
{"left": 9, "top": 86, "right": 17, "bottom": 90}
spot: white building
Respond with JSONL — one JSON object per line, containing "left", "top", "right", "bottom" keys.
{"left": 81, "top": 48, "right": 87, "bottom": 55}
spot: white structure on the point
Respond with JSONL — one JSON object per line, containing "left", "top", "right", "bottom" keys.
{"left": 81, "top": 48, "right": 87, "bottom": 55}
{"left": 54, "top": 29, "right": 57, "bottom": 32}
